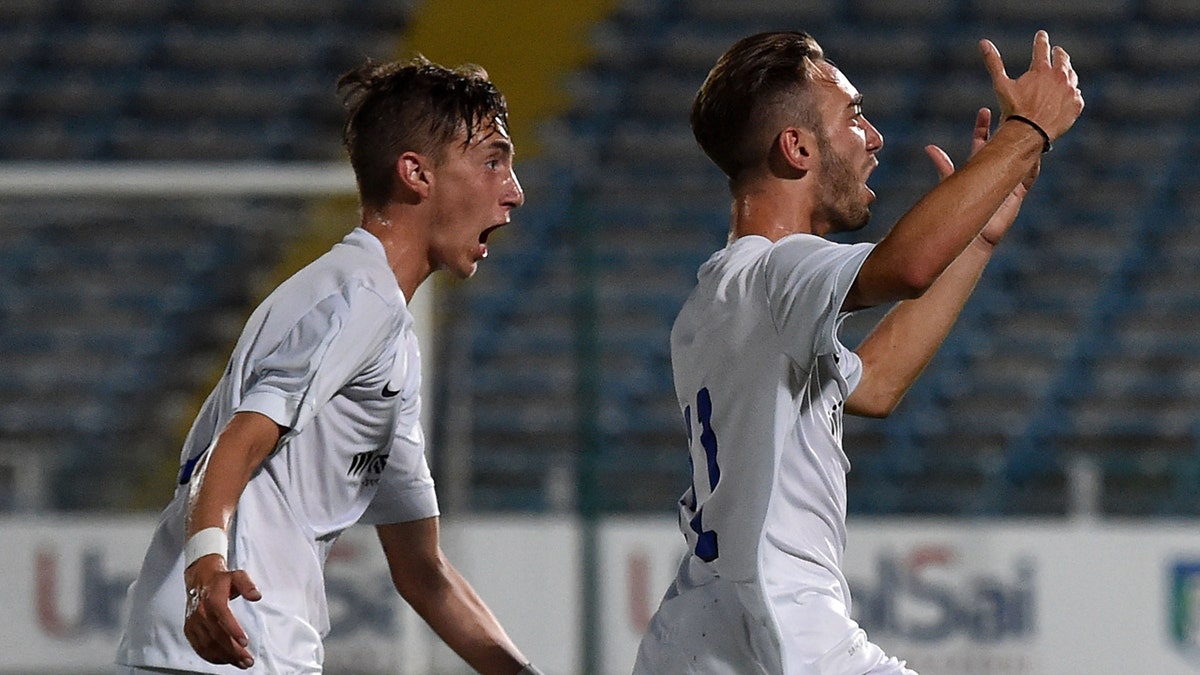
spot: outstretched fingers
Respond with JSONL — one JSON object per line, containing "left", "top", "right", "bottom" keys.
{"left": 978, "top": 39, "right": 1007, "bottom": 83}
{"left": 979, "top": 39, "right": 1014, "bottom": 118}
{"left": 1031, "top": 30, "right": 1051, "bottom": 68}
{"left": 981, "top": 30, "right": 1084, "bottom": 141}
{"left": 1056, "top": 47, "right": 1078, "bottom": 88}
{"left": 926, "top": 108, "right": 993, "bottom": 182}
{"left": 925, "top": 145, "right": 955, "bottom": 181}
{"left": 972, "top": 108, "right": 992, "bottom": 156}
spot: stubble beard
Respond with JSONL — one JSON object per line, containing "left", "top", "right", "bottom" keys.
{"left": 815, "top": 136, "right": 871, "bottom": 233}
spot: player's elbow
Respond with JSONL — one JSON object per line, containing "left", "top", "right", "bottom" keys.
{"left": 846, "top": 396, "right": 897, "bottom": 419}
{"left": 855, "top": 263, "right": 938, "bottom": 306}
{"left": 845, "top": 382, "right": 906, "bottom": 419}
{"left": 892, "top": 265, "right": 941, "bottom": 300}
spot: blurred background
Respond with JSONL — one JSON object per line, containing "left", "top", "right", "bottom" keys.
{"left": 4, "top": 0, "right": 1200, "bottom": 673}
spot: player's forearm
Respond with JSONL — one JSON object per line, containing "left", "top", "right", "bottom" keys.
{"left": 402, "top": 561, "right": 527, "bottom": 675}
{"left": 186, "top": 412, "right": 282, "bottom": 537}
{"left": 853, "top": 122, "right": 1040, "bottom": 307}
{"left": 848, "top": 236, "right": 994, "bottom": 418}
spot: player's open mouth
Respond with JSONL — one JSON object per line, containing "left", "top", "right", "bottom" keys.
{"left": 479, "top": 223, "right": 505, "bottom": 245}
{"left": 478, "top": 223, "right": 506, "bottom": 259}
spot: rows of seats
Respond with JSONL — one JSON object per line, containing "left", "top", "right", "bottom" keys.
{"left": 0, "top": 0, "right": 410, "bottom": 160}
{"left": 451, "top": 0, "right": 1200, "bottom": 515}
{"left": 0, "top": 198, "right": 299, "bottom": 509}
{"left": 5, "top": 0, "right": 1199, "bottom": 516}
{"left": 0, "top": 1, "right": 413, "bottom": 510}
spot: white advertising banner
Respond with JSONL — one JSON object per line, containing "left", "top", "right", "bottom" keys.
{"left": 0, "top": 517, "right": 155, "bottom": 670}
{"left": 0, "top": 517, "right": 421, "bottom": 673}
{"left": 842, "top": 520, "right": 1200, "bottom": 675}
{"left": 597, "top": 518, "right": 1200, "bottom": 675}
{"left": 596, "top": 516, "right": 687, "bottom": 674}
{"left": 7, "top": 516, "right": 1200, "bottom": 674}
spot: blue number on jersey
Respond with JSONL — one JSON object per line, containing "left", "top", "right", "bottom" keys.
{"left": 685, "top": 387, "right": 720, "bottom": 562}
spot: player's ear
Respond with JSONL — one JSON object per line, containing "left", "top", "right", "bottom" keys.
{"left": 779, "top": 127, "right": 817, "bottom": 172}
{"left": 396, "top": 151, "right": 432, "bottom": 198}
{"left": 769, "top": 127, "right": 816, "bottom": 179}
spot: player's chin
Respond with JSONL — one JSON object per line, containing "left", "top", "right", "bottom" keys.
{"left": 454, "top": 260, "right": 480, "bottom": 279}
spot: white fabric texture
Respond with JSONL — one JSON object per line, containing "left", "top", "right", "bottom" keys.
{"left": 117, "top": 228, "right": 437, "bottom": 673}
{"left": 637, "top": 234, "right": 914, "bottom": 674}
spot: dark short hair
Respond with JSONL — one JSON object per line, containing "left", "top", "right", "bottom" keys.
{"left": 338, "top": 56, "right": 509, "bottom": 209}
{"left": 691, "top": 31, "right": 828, "bottom": 186}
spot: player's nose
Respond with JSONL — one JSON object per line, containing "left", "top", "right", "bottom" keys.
{"left": 504, "top": 168, "right": 525, "bottom": 209}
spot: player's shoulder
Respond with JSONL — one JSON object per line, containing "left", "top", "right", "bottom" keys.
{"left": 765, "top": 232, "right": 841, "bottom": 262}
{"left": 292, "top": 231, "right": 402, "bottom": 304}
{"left": 715, "top": 233, "right": 839, "bottom": 273}
{"left": 763, "top": 234, "right": 873, "bottom": 278}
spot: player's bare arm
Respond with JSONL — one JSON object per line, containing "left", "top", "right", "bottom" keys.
{"left": 847, "top": 107, "right": 1039, "bottom": 418}
{"left": 182, "top": 411, "right": 283, "bottom": 668}
{"left": 377, "top": 518, "right": 531, "bottom": 675}
{"left": 843, "top": 30, "right": 1082, "bottom": 312}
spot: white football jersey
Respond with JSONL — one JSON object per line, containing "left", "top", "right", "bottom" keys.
{"left": 117, "top": 228, "right": 438, "bottom": 673}
{"left": 650, "top": 233, "right": 880, "bottom": 670}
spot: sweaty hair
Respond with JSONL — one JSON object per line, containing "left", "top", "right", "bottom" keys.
{"left": 691, "top": 31, "right": 829, "bottom": 186}
{"left": 338, "top": 55, "right": 509, "bottom": 210}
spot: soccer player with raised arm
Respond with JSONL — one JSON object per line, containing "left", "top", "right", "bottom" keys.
{"left": 116, "top": 57, "right": 545, "bottom": 675}
{"left": 633, "top": 31, "right": 1082, "bottom": 674}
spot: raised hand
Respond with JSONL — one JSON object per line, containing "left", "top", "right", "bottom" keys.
{"left": 183, "top": 555, "right": 262, "bottom": 669}
{"left": 925, "top": 108, "right": 1039, "bottom": 246}
{"left": 979, "top": 30, "right": 1084, "bottom": 141}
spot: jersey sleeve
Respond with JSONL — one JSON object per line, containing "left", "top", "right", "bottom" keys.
{"left": 359, "top": 414, "right": 439, "bottom": 525}
{"left": 835, "top": 333, "right": 864, "bottom": 392}
{"left": 237, "top": 283, "right": 394, "bottom": 434}
{"left": 764, "top": 236, "right": 874, "bottom": 361}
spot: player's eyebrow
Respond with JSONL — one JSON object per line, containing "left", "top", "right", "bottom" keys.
{"left": 849, "top": 94, "right": 864, "bottom": 110}
{"left": 487, "top": 138, "right": 514, "bottom": 159}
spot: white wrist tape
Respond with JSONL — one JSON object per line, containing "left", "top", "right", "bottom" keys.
{"left": 184, "top": 527, "right": 228, "bottom": 568}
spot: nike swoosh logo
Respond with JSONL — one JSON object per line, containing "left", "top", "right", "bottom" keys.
{"left": 382, "top": 382, "right": 402, "bottom": 398}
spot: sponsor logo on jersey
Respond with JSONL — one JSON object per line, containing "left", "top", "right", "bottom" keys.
{"left": 381, "top": 381, "right": 402, "bottom": 398}
{"left": 348, "top": 450, "right": 390, "bottom": 477}
{"left": 1170, "top": 560, "right": 1200, "bottom": 660}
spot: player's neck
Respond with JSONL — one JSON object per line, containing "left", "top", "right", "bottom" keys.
{"left": 361, "top": 208, "right": 432, "bottom": 302}
{"left": 729, "top": 184, "right": 823, "bottom": 242}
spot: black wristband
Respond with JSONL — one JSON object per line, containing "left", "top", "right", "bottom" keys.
{"left": 1005, "top": 114, "right": 1052, "bottom": 153}
{"left": 518, "top": 664, "right": 546, "bottom": 675}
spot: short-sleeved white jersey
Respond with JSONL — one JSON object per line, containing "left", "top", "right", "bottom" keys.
{"left": 117, "top": 227, "right": 438, "bottom": 673}
{"left": 670, "top": 233, "right": 872, "bottom": 603}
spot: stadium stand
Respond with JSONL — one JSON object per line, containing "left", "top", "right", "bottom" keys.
{"left": 3, "top": 0, "right": 1199, "bottom": 517}
{"left": 0, "top": 0, "right": 412, "bottom": 509}
{"left": 447, "top": 0, "right": 1200, "bottom": 516}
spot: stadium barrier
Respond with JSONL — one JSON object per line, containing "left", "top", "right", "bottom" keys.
{"left": 5, "top": 515, "right": 1200, "bottom": 674}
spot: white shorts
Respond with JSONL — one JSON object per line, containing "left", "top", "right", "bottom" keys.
{"left": 634, "top": 557, "right": 916, "bottom": 675}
